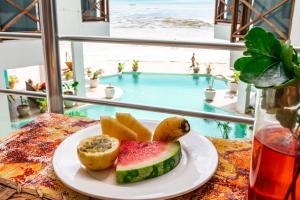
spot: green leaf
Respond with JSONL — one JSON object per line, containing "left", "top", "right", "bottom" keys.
{"left": 235, "top": 56, "right": 275, "bottom": 84}
{"left": 234, "top": 27, "right": 300, "bottom": 88}
{"left": 280, "top": 41, "right": 294, "bottom": 72}
{"left": 243, "top": 27, "right": 281, "bottom": 58}
{"left": 254, "top": 62, "right": 292, "bottom": 88}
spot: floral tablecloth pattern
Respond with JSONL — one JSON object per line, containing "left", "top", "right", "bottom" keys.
{"left": 0, "top": 113, "right": 251, "bottom": 200}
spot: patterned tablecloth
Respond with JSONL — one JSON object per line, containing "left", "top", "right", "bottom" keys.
{"left": 0, "top": 113, "right": 251, "bottom": 200}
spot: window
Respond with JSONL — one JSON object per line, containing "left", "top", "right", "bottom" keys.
{"left": 81, "top": 0, "right": 109, "bottom": 22}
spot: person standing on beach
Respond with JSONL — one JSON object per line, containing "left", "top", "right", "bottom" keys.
{"left": 190, "top": 53, "right": 197, "bottom": 68}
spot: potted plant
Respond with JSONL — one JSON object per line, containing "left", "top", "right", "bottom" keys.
{"left": 105, "top": 84, "right": 115, "bottom": 99}
{"left": 86, "top": 68, "right": 92, "bottom": 78}
{"left": 37, "top": 99, "right": 47, "bottom": 113}
{"left": 118, "top": 63, "right": 125, "bottom": 73}
{"left": 17, "top": 96, "right": 30, "bottom": 118}
{"left": 204, "top": 76, "right": 216, "bottom": 101}
{"left": 89, "top": 69, "right": 103, "bottom": 88}
{"left": 65, "top": 70, "right": 73, "bottom": 80}
{"left": 8, "top": 75, "right": 18, "bottom": 89}
{"left": 132, "top": 60, "right": 139, "bottom": 72}
{"left": 63, "top": 81, "right": 79, "bottom": 108}
{"left": 235, "top": 27, "right": 300, "bottom": 199}
{"left": 206, "top": 64, "right": 212, "bottom": 75}
{"left": 65, "top": 52, "right": 72, "bottom": 71}
{"left": 229, "top": 71, "right": 240, "bottom": 93}
{"left": 217, "top": 121, "right": 232, "bottom": 139}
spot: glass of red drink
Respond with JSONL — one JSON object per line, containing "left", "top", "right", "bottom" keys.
{"left": 249, "top": 82, "right": 300, "bottom": 200}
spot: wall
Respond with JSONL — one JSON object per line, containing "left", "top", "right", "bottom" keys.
{"left": 290, "top": 0, "right": 300, "bottom": 46}
{"left": 214, "top": 23, "right": 232, "bottom": 41}
{"left": 56, "top": 0, "right": 110, "bottom": 36}
{"left": 0, "top": 40, "right": 43, "bottom": 69}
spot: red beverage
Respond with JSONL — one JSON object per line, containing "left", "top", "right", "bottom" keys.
{"left": 249, "top": 126, "right": 300, "bottom": 200}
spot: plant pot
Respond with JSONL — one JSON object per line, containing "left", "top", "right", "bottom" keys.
{"left": 229, "top": 81, "right": 238, "bottom": 93}
{"left": 249, "top": 81, "right": 300, "bottom": 199}
{"left": 204, "top": 88, "right": 216, "bottom": 101}
{"left": 9, "top": 82, "right": 15, "bottom": 89}
{"left": 105, "top": 86, "right": 115, "bottom": 99}
{"left": 65, "top": 61, "right": 72, "bottom": 71}
{"left": 39, "top": 108, "right": 47, "bottom": 113}
{"left": 89, "top": 78, "right": 98, "bottom": 88}
{"left": 64, "top": 101, "right": 74, "bottom": 108}
{"left": 206, "top": 68, "right": 212, "bottom": 75}
{"left": 193, "top": 68, "right": 200, "bottom": 74}
{"left": 17, "top": 104, "right": 30, "bottom": 118}
{"left": 132, "top": 68, "right": 138, "bottom": 72}
{"left": 118, "top": 68, "right": 123, "bottom": 73}
{"left": 64, "top": 91, "right": 74, "bottom": 108}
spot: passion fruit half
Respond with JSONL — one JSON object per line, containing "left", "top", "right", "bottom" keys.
{"left": 77, "top": 135, "right": 120, "bottom": 170}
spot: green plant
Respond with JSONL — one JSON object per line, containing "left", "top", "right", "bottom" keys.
{"left": 37, "top": 98, "right": 47, "bottom": 113}
{"left": 132, "top": 60, "right": 139, "bottom": 71}
{"left": 19, "top": 96, "right": 28, "bottom": 105}
{"left": 118, "top": 63, "right": 125, "bottom": 72}
{"left": 235, "top": 27, "right": 300, "bottom": 199}
{"left": 231, "top": 71, "right": 240, "bottom": 82}
{"left": 63, "top": 81, "right": 79, "bottom": 95}
{"left": 8, "top": 75, "right": 18, "bottom": 84}
{"left": 207, "top": 76, "right": 215, "bottom": 89}
{"left": 234, "top": 27, "right": 300, "bottom": 89}
{"left": 7, "top": 95, "right": 15, "bottom": 104}
{"left": 91, "top": 69, "right": 104, "bottom": 80}
{"left": 65, "top": 71, "right": 73, "bottom": 79}
{"left": 217, "top": 121, "right": 232, "bottom": 139}
{"left": 64, "top": 110, "right": 87, "bottom": 117}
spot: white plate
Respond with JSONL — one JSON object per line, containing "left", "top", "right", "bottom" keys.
{"left": 53, "top": 120, "right": 218, "bottom": 200}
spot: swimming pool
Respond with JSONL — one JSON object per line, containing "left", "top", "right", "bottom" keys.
{"left": 75, "top": 73, "right": 248, "bottom": 139}
{"left": 12, "top": 73, "right": 248, "bottom": 138}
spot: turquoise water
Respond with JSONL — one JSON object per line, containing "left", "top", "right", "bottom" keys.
{"left": 76, "top": 73, "right": 247, "bottom": 139}
{"left": 12, "top": 73, "right": 247, "bottom": 138}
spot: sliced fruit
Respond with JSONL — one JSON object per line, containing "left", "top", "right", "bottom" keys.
{"left": 100, "top": 116, "right": 137, "bottom": 141}
{"left": 116, "top": 112, "right": 151, "bottom": 141}
{"left": 153, "top": 116, "right": 190, "bottom": 141}
{"left": 77, "top": 135, "right": 119, "bottom": 170}
{"left": 116, "top": 140, "right": 181, "bottom": 183}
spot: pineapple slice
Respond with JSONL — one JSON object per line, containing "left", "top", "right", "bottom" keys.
{"left": 100, "top": 116, "right": 137, "bottom": 141}
{"left": 116, "top": 113, "right": 151, "bottom": 141}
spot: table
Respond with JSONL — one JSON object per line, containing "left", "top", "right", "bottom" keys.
{"left": 0, "top": 113, "right": 251, "bottom": 200}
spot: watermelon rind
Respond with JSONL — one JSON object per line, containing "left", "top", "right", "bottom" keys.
{"left": 116, "top": 142, "right": 182, "bottom": 183}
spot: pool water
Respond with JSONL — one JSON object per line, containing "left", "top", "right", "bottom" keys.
{"left": 11, "top": 73, "right": 248, "bottom": 138}
{"left": 76, "top": 73, "right": 247, "bottom": 138}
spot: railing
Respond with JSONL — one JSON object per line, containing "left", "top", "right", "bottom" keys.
{"left": 214, "top": 0, "right": 234, "bottom": 24}
{"left": 0, "top": 0, "right": 258, "bottom": 127}
{"left": 230, "top": 0, "right": 295, "bottom": 42}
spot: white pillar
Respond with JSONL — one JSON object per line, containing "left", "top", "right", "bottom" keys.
{"left": 71, "top": 41, "right": 86, "bottom": 97}
{"left": 236, "top": 81, "right": 251, "bottom": 114}
{"left": 290, "top": 0, "right": 300, "bottom": 46}
{"left": 0, "top": 69, "right": 12, "bottom": 135}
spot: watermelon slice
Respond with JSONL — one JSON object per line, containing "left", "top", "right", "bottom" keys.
{"left": 116, "top": 140, "right": 181, "bottom": 183}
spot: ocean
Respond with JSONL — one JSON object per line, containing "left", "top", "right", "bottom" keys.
{"left": 109, "top": 0, "right": 215, "bottom": 41}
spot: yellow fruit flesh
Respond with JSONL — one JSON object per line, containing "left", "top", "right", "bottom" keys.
{"left": 77, "top": 135, "right": 119, "bottom": 170}
{"left": 153, "top": 116, "right": 190, "bottom": 142}
{"left": 116, "top": 113, "right": 151, "bottom": 141}
{"left": 100, "top": 116, "right": 137, "bottom": 141}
